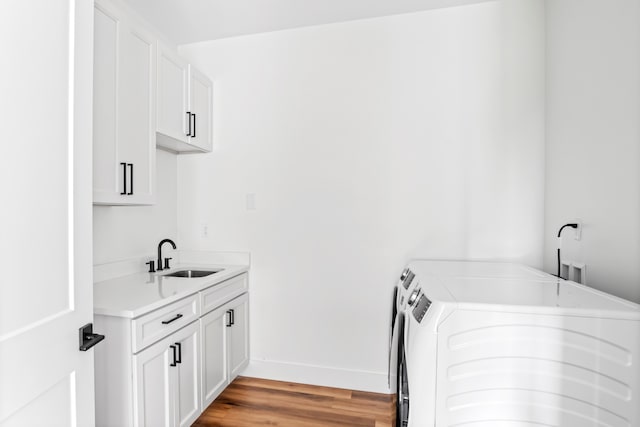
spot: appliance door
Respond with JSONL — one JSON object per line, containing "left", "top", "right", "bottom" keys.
{"left": 396, "top": 313, "right": 409, "bottom": 427}
{"left": 389, "top": 286, "right": 399, "bottom": 390}
{"left": 391, "top": 308, "right": 409, "bottom": 427}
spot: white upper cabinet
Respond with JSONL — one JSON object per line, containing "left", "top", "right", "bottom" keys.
{"left": 187, "top": 66, "right": 213, "bottom": 152}
{"left": 93, "top": 0, "right": 156, "bottom": 205}
{"left": 157, "top": 46, "right": 189, "bottom": 145}
{"left": 157, "top": 44, "right": 213, "bottom": 153}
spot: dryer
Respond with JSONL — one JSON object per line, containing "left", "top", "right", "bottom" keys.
{"left": 394, "top": 260, "right": 640, "bottom": 427}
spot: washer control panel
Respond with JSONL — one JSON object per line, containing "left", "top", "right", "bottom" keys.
{"left": 412, "top": 294, "right": 432, "bottom": 323}
{"left": 407, "top": 288, "right": 421, "bottom": 306}
{"left": 402, "top": 270, "right": 415, "bottom": 289}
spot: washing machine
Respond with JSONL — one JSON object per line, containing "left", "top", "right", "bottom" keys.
{"left": 392, "top": 260, "right": 640, "bottom": 427}
{"left": 389, "top": 267, "right": 421, "bottom": 426}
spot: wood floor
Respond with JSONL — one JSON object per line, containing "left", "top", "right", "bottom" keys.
{"left": 192, "top": 377, "right": 395, "bottom": 427}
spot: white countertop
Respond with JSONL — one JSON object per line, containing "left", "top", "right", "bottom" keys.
{"left": 94, "top": 263, "right": 249, "bottom": 318}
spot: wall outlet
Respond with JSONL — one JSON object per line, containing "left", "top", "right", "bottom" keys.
{"left": 561, "top": 259, "right": 587, "bottom": 284}
{"left": 571, "top": 262, "right": 586, "bottom": 285}
{"left": 202, "top": 224, "right": 209, "bottom": 238}
{"left": 573, "top": 218, "right": 582, "bottom": 240}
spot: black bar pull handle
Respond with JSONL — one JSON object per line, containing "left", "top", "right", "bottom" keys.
{"left": 175, "top": 342, "right": 182, "bottom": 364}
{"left": 226, "top": 310, "right": 232, "bottom": 327}
{"left": 191, "top": 113, "right": 196, "bottom": 138}
{"left": 127, "top": 163, "right": 133, "bottom": 195}
{"left": 161, "top": 313, "right": 183, "bottom": 325}
{"left": 120, "top": 162, "right": 127, "bottom": 195}
{"left": 186, "top": 111, "right": 192, "bottom": 136}
{"left": 170, "top": 345, "right": 177, "bottom": 367}
{"left": 230, "top": 309, "right": 235, "bottom": 326}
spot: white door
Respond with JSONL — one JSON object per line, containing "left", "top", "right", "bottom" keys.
{"left": 188, "top": 66, "right": 213, "bottom": 152}
{"left": 0, "top": 1, "right": 95, "bottom": 426}
{"left": 200, "top": 306, "right": 229, "bottom": 408}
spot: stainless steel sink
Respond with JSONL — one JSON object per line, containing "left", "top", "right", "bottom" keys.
{"left": 163, "top": 269, "right": 222, "bottom": 278}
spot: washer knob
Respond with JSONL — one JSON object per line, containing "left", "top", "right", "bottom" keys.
{"left": 400, "top": 268, "right": 410, "bottom": 281}
{"left": 408, "top": 289, "right": 420, "bottom": 306}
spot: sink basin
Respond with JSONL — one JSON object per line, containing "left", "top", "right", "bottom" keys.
{"left": 163, "top": 269, "right": 222, "bottom": 278}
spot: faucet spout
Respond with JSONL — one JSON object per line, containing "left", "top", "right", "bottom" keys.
{"left": 157, "top": 238, "right": 177, "bottom": 271}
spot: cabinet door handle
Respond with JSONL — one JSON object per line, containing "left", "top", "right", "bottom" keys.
{"left": 161, "top": 313, "right": 183, "bottom": 325}
{"left": 120, "top": 162, "right": 127, "bottom": 195}
{"left": 127, "top": 163, "right": 133, "bottom": 195}
{"left": 226, "top": 310, "right": 232, "bottom": 327}
{"left": 191, "top": 113, "right": 196, "bottom": 138}
{"left": 170, "top": 345, "right": 177, "bottom": 367}
{"left": 175, "top": 342, "right": 182, "bottom": 364}
{"left": 230, "top": 309, "right": 235, "bottom": 326}
{"left": 186, "top": 111, "right": 192, "bottom": 136}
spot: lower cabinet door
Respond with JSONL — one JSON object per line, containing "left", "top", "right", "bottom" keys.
{"left": 133, "top": 321, "right": 200, "bottom": 427}
{"left": 200, "top": 305, "right": 229, "bottom": 409}
{"left": 133, "top": 339, "right": 173, "bottom": 427}
{"left": 173, "top": 322, "right": 201, "bottom": 427}
{"left": 228, "top": 294, "right": 250, "bottom": 380}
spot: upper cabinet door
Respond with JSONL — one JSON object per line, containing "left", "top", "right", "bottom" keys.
{"left": 187, "top": 65, "right": 213, "bottom": 153}
{"left": 93, "top": 0, "right": 156, "bottom": 205}
{"left": 157, "top": 45, "right": 189, "bottom": 145}
{"left": 156, "top": 45, "right": 212, "bottom": 154}
{"left": 93, "top": 4, "right": 119, "bottom": 202}
{"left": 118, "top": 24, "right": 156, "bottom": 204}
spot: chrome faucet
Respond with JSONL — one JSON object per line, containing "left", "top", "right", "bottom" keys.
{"left": 157, "top": 238, "right": 177, "bottom": 271}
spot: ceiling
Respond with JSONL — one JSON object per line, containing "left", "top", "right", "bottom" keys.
{"left": 122, "top": 0, "right": 493, "bottom": 45}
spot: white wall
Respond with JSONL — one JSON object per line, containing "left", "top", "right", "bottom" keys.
{"left": 93, "top": 150, "right": 178, "bottom": 264}
{"left": 177, "top": 1, "right": 545, "bottom": 392}
{"left": 544, "top": 0, "right": 640, "bottom": 303}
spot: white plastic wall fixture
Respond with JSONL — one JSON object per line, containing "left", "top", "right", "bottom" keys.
{"left": 561, "top": 260, "right": 587, "bottom": 284}
{"left": 560, "top": 259, "right": 571, "bottom": 280}
{"left": 573, "top": 218, "right": 583, "bottom": 240}
{"left": 572, "top": 262, "right": 587, "bottom": 285}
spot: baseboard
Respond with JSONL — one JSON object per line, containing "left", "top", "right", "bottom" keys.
{"left": 242, "top": 359, "right": 390, "bottom": 394}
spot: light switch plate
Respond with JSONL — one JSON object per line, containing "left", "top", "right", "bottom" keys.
{"left": 246, "top": 193, "right": 256, "bottom": 210}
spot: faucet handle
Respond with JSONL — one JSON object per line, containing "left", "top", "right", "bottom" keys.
{"left": 145, "top": 260, "right": 156, "bottom": 273}
{"left": 164, "top": 257, "right": 172, "bottom": 270}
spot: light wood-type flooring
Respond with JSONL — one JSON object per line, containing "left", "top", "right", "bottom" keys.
{"left": 192, "top": 376, "right": 395, "bottom": 427}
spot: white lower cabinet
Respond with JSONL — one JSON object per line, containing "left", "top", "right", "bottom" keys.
{"left": 200, "top": 293, "right": 250, "bottom": 409}
{"left": 228, "top": 294, "right": 250, "bottom": 379}
{"left": 134, "top": 321, "right": 200, "bottom": 427}
{"left": 200, "top": 305, "right": 229, "bottom": 407}
{"left": 95, "top": 273, "right": 249, "bottom": 427}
